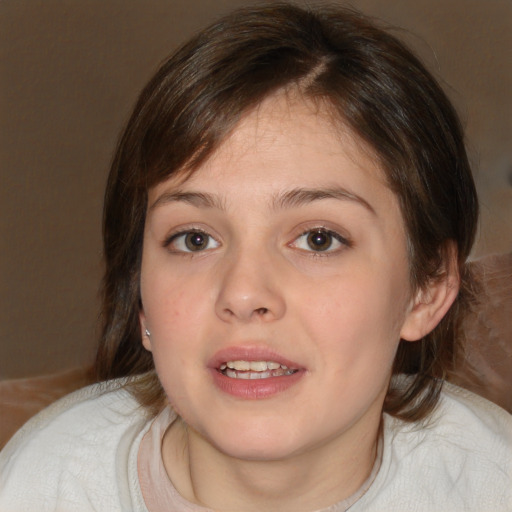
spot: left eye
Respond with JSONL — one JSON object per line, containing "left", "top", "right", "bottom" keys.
{"left": 167, "top": 231, "right": 219, "bottom": 252}
{"left": 292, "top": 229, "right": 346, "bottom": 252}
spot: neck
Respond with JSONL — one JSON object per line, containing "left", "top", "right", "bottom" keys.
{"left": 162, "top": 414, "right": 381, "bottom": 512}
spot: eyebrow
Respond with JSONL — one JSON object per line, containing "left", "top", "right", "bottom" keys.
{"left": 271, "top": 187, "right": 376, "bottom": 215}
{"left": 150, "top": 186, "right": 375, "bottom": 215}
{"left": 150, "top": 191, "right": 226, "bottom": 211}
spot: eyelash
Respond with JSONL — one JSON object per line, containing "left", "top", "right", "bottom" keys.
{"left": 164, "top": 229, "right": 219, "bottom": 253}
{"left": 290, "top": 228, "right": 352, "bottom": 255}
{"left": 163, "top": 227, "right": 352, "bottom": 255}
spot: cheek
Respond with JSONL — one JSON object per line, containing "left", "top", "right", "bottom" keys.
{"left": 142, "top": 269, "right": 208, "bottom": 327}
{"left": 299, "top": 267, "right": 410, "bottom": 358}
{"left": 140, "top": 272, "right": 215, "bottom": 383}
{"left": 140, "top": 277, "right": 210, "bottom": 404}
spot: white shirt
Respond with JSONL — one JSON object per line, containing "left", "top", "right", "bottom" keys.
{"left": 0, "top": 379, "right": 511, "bottom": 511}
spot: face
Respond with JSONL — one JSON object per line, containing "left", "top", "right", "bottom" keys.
{"left": 140, "top": 94, "right": 416, "bottom": 462}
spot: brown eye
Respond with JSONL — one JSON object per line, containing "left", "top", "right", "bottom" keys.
{"left": 185, "top": 232, "right": 209, "bottom": 251}
{"left": 167, "top": 230, "right": 219, "bottom": 253}
{"left": 306, "top": 230, "right": 333, "bottom": 251}
{"left": 290, "top": 228, "right": 348, "bottom": 254}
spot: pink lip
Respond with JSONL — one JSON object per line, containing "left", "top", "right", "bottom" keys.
{"left": 208, "top": 345, "right": 305, "bottom": 400}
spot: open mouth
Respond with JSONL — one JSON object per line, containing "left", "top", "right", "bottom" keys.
{"left": 219, "top": 360, "right": 298, "bottom": 380}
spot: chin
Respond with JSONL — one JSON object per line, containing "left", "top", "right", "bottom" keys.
{"left": 214, "top": 438, "right": 300, "bottom": 462}
{"left": 200, "top": 418, "right": 308, "bottom": 462}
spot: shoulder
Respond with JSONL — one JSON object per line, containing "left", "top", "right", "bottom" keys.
{"left": 396, "top": 381, "right": 512, "bottom": 459}
{"left": 422, "top": 381, "right": 512, "bottom": 475}
{"left": 1, "top": 379, "right": 146, "bottom": 456}
{"left": 0, "top": 379, "right": 151, "bottom": 512}
{"left": 358, "top": 382, "right": 512, "bottom": 511}
{"left": 431, "top": 381, "right": 512, "bottom": 443}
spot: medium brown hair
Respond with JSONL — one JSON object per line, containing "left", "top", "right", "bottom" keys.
{"left": 96, "top": 3, "right": 478, "bottom": 421}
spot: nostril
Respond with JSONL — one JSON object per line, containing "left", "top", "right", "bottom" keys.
{"left": 255, "top": 307, "right": 269, "bottom": 315}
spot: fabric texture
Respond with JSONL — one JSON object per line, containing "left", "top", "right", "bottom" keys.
{"left": 0, "top": 366, "right": 94, "bottom": 450}
{"left": 0, "top": 379, "right": 511, "bottom": 512}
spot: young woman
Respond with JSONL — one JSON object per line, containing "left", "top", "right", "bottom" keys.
{"left": 1, "top": 3, "right": 510, "bottom": 511}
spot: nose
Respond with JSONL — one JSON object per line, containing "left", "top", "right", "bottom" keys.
{"left": 214, "top": 248, "right": 286, "bottom": 323}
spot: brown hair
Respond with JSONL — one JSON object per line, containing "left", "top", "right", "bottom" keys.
{"left": 96, "top": 3, "right": 478, "bottom": 421}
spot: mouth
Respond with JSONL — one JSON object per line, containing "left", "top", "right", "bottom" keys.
{"left": 218, "top": 360, "right": 298, "bottom": 380}
{"left": 210, "top": 347, "right": 304, "bottom": 398}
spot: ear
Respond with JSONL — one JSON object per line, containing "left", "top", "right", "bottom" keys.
{"left": 400, "top": 244, "right": 460, "bottom": 342}
{"left": 139, "top": 309, "right": 153, "bottom": 352}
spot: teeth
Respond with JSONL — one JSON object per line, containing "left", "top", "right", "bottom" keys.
{"left": 227, "top": 360, "right": 251, "bottom": 370}
{"left": 249, "top": 361, "right": 267, "bottom": 371}
{"left": 223, "top": 360, "right": 290, "bottom": 372}
{"left": 222, "top": 366, "right": 296, "bottom": 380}
{"left": 238, "top": 372, "right": 272, "bottom": 380}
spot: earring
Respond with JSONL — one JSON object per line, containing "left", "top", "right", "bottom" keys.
{"left": 144, "top": 328, "right": 151, "bottom": 337}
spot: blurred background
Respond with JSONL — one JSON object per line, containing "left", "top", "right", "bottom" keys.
{"left": 1, "top": 0, "right": 511, "bottom": 379}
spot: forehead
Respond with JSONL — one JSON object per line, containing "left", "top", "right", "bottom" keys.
{"left": 157, "top": 93, "right": 387, "bottom": 187}
{"left": 149, "top": 93, "right": 396, "bottom": 215}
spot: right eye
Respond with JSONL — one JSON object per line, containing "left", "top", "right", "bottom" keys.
{"left": 290, "top": 228, "right": 349, "bottom": 254}
{"left": 166, "top": 230, "right": 219, "bottom": 253}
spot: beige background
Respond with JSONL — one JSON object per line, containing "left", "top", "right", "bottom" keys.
{"left": 1, "top": 0, "right": 511, "bottom": 379}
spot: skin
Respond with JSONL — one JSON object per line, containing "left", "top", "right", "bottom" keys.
{"left": 139, "top": 93, "right": 458, "bottom": 511}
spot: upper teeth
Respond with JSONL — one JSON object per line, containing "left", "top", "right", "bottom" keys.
{"left": 220, "top": 360, "right": 287, "bottom": 371}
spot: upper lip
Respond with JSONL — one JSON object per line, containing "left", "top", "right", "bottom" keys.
{"left": 209, "top": 345, "right": 303, "bottom": 370}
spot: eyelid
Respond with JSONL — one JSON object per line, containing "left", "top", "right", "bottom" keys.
{"left": 289, "top": 226, "right": 352, "bottom": 254}
{"left": 163, "top": 227, "right": 220, "bottom": 253}
{"left": 162, "top": 223, "right": 216, "bottom": 246}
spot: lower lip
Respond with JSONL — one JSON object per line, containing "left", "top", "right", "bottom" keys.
{"left": 210, "top": 369, "right": 304, "bottom": 399}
